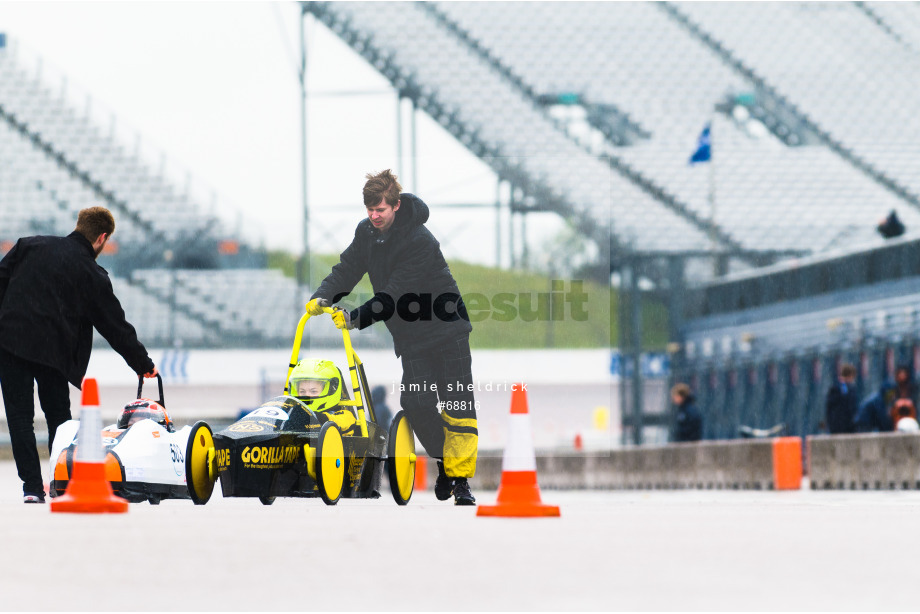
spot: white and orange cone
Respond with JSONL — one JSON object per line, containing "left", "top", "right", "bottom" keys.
{"left": 50, "top": 378, "right": 128, "bottom": 514}
{"left": 477, "top": 384, "right": 560, "bottom": 518}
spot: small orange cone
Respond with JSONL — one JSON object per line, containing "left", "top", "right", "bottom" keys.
{"left": 477, "top": 384, "right": 560, "bottom": 518}
{"left": 51, "top": 378, "right": 128, "bottom": 514}
{"left": 415, "top": 455, "right": 428, "bottom": 491}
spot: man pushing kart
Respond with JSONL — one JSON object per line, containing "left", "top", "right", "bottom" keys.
{"left": 306, "top": 169, "right": 477, "bottom": 505}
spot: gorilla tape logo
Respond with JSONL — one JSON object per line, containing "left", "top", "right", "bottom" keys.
{"left": 215, "top": 448, "right": 231, "bottom": 471}
{"left": 241, "top": 445, "right": 299, "bottom": 469}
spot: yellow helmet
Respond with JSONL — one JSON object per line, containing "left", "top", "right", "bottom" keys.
{"left": 289, "top": 359, "right": 343, "bottom": 412}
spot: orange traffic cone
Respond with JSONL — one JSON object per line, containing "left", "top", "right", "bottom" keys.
{"left": 414, "top": 455, "right": 428, "bottom": 491}
{"left": 477, "top": 384, "right": 560, "bottom": 518}
{"left": 51, "top": 378, "right": 128, "bottom": 514}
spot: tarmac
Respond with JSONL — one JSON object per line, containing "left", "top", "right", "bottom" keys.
{"left": 1, "top": 461, "right": 919, "bottom": 611}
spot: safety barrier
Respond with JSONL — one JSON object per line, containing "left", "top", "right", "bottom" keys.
{"left": 808, "top": 432, "right": 920, "bottom": 490}
{"left": 425, "top": 437, "right": 803, "bottom": 491}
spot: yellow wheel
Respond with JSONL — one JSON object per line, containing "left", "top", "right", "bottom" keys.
{"left": 387, "top": 411, "right": 416, "bottom": 505}
{"left": 316, "top": 421, "right": 345, "bottom": 505}
{"left": 185, "top": 421, "right": 216, "bottom": 505}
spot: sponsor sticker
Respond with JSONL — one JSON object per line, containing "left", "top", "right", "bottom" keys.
{"left": 347, "top": 451, "right": 364, "bottom": 488}
{"left": 241, "top": 445, "right": 299, "bottom": 469}
{"left": 229, "top": 422, "right": 266, "bottom": 433}
{"left": 215, "top": 448, "right": 231, "bottom": 472}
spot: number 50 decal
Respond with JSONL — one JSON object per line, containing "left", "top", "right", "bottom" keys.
{"left": 170, "top": 443, "right": 185, "bottom": 476}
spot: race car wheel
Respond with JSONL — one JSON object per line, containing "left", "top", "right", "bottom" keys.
{"left": 259, "top": 496, "right": 276, "bottom": 506}
{"left": 316, "top": 421, "right": 345, "bottom": 505}
{"left": 386, "top": 410, "right": 416, "bottom": 505}
{"left": 186, "top": 421, "right": 217, "bottom": 505}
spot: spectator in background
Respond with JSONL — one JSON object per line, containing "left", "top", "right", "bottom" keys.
{"left": 671, "top": 383, "right": 702, "bottom": 443}
{"left": 855, "top": 381, "right": 896, "bottom": 433}
{"left": 877, "top": 210, "right": 905, "bottom": 239}
{"left": 371, "top": 385, "right": 392, "bottom": 431}
{"left": 891, "top": 364, "right": 918, "bottom": 409}
{"left": 894, "top": 401, "right": 920, "bottom": 432}
{"left": 825, "top": 363, "right": 858, "bottom": 434}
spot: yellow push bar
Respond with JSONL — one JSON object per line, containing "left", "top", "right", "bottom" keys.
{"left": 284, "top": 305, "right": 369, "bottom": 438}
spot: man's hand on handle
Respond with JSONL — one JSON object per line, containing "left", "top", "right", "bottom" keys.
{"left": 144, "top": 366, "right": 159, "bottom": 379}
{"left": 306, "top": 298, "right": 330, "bottom": 316}
{"left": 332, "top": 309, "right": 355, "bottom": 330}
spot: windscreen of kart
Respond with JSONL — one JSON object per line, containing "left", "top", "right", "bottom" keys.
{"left": 117, "top": 403, "right": 170, "bottom": 430}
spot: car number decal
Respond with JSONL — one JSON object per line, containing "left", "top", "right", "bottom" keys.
{"left": 170, "top": 443, "right": 185, "bottom": 476}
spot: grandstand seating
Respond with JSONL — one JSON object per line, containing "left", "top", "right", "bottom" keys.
{"left": 430, "top": 1, "right": 920, "bottom": 255}
{"left": 674, "top": 2, "right": 920, "bottom": 203}
{"left": 861, "top": 1, "right": 920, "bottom": 53}
{"left": 0, "top": 48, "right": 211, "bottom": 244}
{"left": 684, "top": 276, "right": 920, "bottom": 359}
{"left": 120, "top": 268, "right": 350, "bottom": 348}
{"left": 310, "top": 1, "right": 718, "bottom": 256}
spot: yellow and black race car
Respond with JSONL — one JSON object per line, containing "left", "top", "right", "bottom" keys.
{"left": 185, "top": 306, "right": 417, "bottom": 506}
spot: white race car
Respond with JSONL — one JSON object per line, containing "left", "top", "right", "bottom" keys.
{"left": 48, "top": 375, "right": 215, "bottom": 505}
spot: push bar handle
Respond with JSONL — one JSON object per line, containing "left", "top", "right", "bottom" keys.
{"left": 137, "top": 373, "right": 166, "bottom": 407}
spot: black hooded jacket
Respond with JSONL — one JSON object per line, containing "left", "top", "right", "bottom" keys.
{"left": 311, "top": 193, "right": 472, "bottom": 356}
{"left": 674, "top": 395, "right": 703, "bottom": 442}
{"left": 0, "top": 232, "right": 154, "bottom": 387}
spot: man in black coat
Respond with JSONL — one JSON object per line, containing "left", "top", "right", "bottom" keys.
{"left": 825, "top": 363, "right": 858, "bottom": 434}
{"left": 0, "top": 207, "right": 157, "bottom": 503}
{"left": 671, "top": 383, "right": 703, "bottom": 442}
{"left": 306, "top": 169, "right": 477, "bottom": 505}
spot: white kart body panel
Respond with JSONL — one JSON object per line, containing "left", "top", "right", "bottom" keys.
{"left": 49, "top": 419, "right": 193, "bottom": 487}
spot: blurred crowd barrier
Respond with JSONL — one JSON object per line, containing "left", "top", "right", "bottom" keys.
{"left": 439, "top": 433, "right": 920, "bottom": 492}
{"left": 808, "top": 432, "right": 920, "bottom": 490}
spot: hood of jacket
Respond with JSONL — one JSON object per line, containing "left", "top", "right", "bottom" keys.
{"left": 362, "top": 193, "right": 429, "bottom": 242}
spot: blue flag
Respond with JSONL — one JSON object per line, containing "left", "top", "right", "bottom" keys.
{"left": 689, "top": 123, "right": 711, "bottom": 164}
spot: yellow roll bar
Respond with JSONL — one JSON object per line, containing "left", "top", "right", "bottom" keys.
{"left": 284, "top": 305, "right": 369, "bottom": 438}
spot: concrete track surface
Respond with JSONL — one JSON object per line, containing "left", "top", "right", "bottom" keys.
{"left": 1, "top": 462, "right": 918, "bottom": 611}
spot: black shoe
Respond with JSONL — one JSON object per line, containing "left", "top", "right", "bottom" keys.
{"left": 452, "top": 478, "right": 476, "bottom": 506}
{"left": 23, "top": 492, "right": 45, "bottom": 504}
{"left": 434, "top": 460, "right": 453, "bottom": 501}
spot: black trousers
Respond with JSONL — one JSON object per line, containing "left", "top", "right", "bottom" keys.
{"left": 399, "top": 335, "right": 478, "bottom": 478}
{"left": 0, "top": 347, "right": 71, "bottom": 494}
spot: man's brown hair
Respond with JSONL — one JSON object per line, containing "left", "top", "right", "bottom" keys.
{"left": 363, "top": 169, "right": 401, "bottom": 208}
{"left": 671, "top": 383, "right": 691, "bottom": 400}
{"left": 75, "top": 206, "right": 115, "bottom": 242}
{"left": 840, "top": 363, "right": 857, "bottom": 379}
